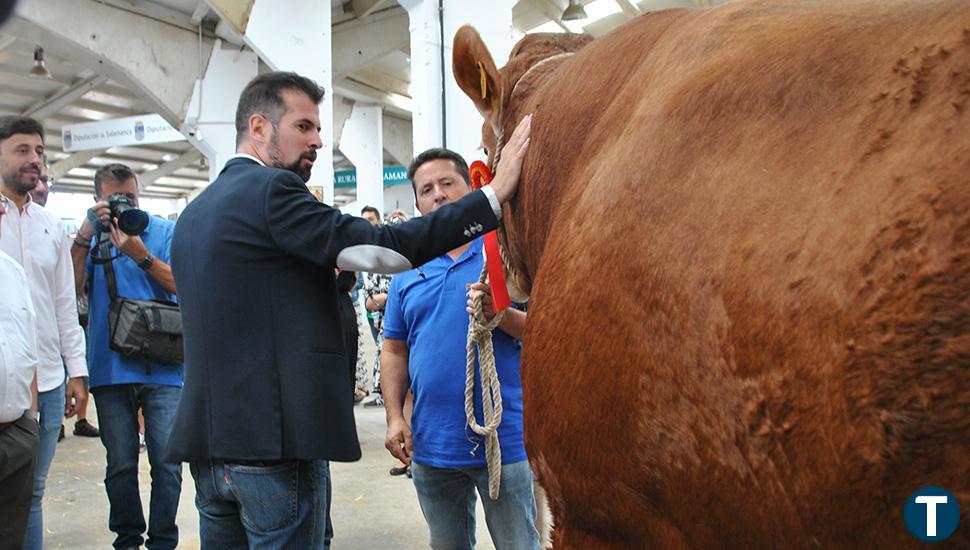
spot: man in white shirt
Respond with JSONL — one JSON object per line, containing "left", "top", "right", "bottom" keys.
{"left": 29, "top": 158, "right": 101, "bottom": 441}
{"left": 0, "top": 116, "right": 88, "bottom": 550}
{"left": 0, "top": 250, "right": 40, "bottom": 549}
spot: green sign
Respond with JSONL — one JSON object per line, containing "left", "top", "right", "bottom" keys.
{"left": 334, "top": 166, "right": 409, "bottom": 189}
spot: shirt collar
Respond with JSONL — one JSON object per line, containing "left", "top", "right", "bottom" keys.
{"left": 0, "top": 190, "right": 34, "bottom": 216}
{"left": 232, "top": 153, "right": 265, "bottom": 167}
{"left": 437, "top": 236, "right": 483, "bottom": 266}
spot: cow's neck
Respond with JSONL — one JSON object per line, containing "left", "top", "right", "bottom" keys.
{"left": 492, "top": 54, "right": 581, "bottom": 301}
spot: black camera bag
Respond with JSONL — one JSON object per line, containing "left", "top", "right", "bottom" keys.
{"left": 99, "top": 241, "right": 183, "bottom": 367}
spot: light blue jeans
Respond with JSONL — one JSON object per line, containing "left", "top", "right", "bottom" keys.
{"left": 23, "top": 379, "right": 64, "bottom": 550}
{"left": 411, "top": 460, "right": 540, "bottom": 550}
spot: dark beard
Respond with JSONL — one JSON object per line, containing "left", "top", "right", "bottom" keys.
{"left": 2, "top": 167, "right": 37, "bottom": 195}
{"left": 268, "top": 134, "right": 315, "bottom": 182}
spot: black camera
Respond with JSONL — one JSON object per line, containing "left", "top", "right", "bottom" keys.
{"left": 107, "top": 194, "right": 149, "bottom": 236}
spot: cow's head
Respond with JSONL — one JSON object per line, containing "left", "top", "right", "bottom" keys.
{"left": 454, "top": 26, "right": 592, "bottom": 301}
{"left": 454, "top": 26, "right": 592, "bottom": 163}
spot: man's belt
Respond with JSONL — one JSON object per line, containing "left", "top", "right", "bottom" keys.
{"left": 0, "top": 411, "right": 35, "bottom": 433}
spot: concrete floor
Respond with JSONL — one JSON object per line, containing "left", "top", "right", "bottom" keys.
{"left": 43, "top": 403, "right": 496, "bottom": 549}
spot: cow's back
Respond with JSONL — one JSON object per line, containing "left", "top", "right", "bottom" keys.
{"left": 511, "top": 1, "right": 970, "bottom": 546}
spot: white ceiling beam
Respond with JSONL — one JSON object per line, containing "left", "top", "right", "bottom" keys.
{"left": 614, "top": 0, "right": 641, "bottom": 17}
{"left": 332, "top": 98, "right": 354, "bottom": 148}
{"left": 352, "top": 67, "right": 410, "bottom": 98}
{"left": 382, "top": 112, "right": 412, "bottom": 166}
{"left": 332, "top": 9, "right": 408, "bottom": 79}
{"left": 335, "top": 79, "right": 412, "bottom": 118}
{"left": 138, "top": 149, "right": 203, "bottom": 189}
{"left": 49, "top": 148, "right": 106, "bottom": 180}
{"left": 352, "top": 0, "right": 390, "bottom": 19}
{"left": 191, "top": 1, "right": 210, "bottom": 25}
{"left": 22, "top": 74, "right": 109, "bottom": 119}
{"left": 86, "top": 0, "right": 208, "bottom": 33}
{"left": 10, "top": 0, "right": 215, "bottom": 125}
{"left": 538, "top": 0, "right": 571, "bottom": 32}
{"left": 330, "top": 98, "right": 412, "bottom": 165}
{"left": 0, "top": 35, "right": 16, "bottom": 51}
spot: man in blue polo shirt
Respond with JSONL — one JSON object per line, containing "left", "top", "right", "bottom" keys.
{"left": 71, "top": 163, "right": 182, "bottom": 550}
{"left": 381, "top": 148, "right": 539, "bottom": 550}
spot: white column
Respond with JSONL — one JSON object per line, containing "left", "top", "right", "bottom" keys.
{"left": 400, "top": 0, "right": 516, "bottom": 164}
{"left": 399, "top": 0, "right": 443, "bottom": 158}
{"left": 183, "top": 40, "right": 259, "bottom": 183}
{"left": 382, "top": 114, "right": 413, "bottom": 166}
{"left": 339, "top": 104, "right": 384, "bottom": 215}
{"left": 244, "top": 0, "right": 335, "bottom": 204}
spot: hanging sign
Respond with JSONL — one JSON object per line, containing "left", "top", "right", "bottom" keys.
{"left": 61, "top": 114, "right": 184, "bottom": 152}
{"left": 334, "top": 166, "right": 409, "bottom": 188}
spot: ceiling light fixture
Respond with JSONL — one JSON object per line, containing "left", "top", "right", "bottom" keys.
{"left": 562, "top": 0, "right": 588, "bottom": 21}
{"left": 29, "top": 46, "right": 52, "bottom": 79}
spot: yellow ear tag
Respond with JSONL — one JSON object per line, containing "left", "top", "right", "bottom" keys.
{"left": 478, "top": 62, "right": 487, "bottom": 100}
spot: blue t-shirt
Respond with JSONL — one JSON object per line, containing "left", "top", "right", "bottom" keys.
{"left": 383, "top": 238, "right": 526, "bottom": 468}
{"left": 85, "top": 216, "right": 184, "bottom": 388}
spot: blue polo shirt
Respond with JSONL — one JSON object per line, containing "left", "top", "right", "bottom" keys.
{"left": 383, "top": 237, "right": 526, "bottom": 468}
{"left": 85, "top": 215, "right": 183, "bottom": 389}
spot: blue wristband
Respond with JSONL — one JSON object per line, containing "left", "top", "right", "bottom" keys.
{"left": 86, "top": 209, "right": 110, "bottom": 233}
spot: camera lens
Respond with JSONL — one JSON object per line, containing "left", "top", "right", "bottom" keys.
{"left": 117, "top": 208, "right": 149, "bottom": 235}
{"left": 108, "top": 194, "right": 150, "bottom": 235}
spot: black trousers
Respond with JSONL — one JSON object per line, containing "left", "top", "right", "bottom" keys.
{"left": 0, "top": 414, "right": 39, "bottom": 550}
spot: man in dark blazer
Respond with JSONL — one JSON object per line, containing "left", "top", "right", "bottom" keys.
{"left": 168, "top": 71, "right": 531, "bottom": 548}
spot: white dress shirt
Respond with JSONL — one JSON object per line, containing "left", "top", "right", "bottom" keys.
{"left": 0, "top": 250, "right": 38, "bottom": 422}
{"left": 0, "top": 193, "right": 87, "bottom": 392}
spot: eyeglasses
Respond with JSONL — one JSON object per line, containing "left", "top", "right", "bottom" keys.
{"left": 40, "top": 176, "right": 53, "bottom": 187}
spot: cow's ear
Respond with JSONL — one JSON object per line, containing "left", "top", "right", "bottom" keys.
{"left": 453, "top": 25, "right": 503, "bottom": 119}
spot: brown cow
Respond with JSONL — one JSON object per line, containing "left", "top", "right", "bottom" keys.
{"left": 453, "top": 0, "right": 969, "bottom": 547}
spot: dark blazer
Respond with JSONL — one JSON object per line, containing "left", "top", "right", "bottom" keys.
{"left": 167, "top": 157, "right": 498, "bottom": 462}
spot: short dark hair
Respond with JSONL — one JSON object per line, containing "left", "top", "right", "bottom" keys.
{"left": 360, "top": 205, "right": 380, "bottom": 220}
{"left": 94, "top": 163, "right": 138, "bottom": 197}
{"left": 407, "top": 148, "right": 470, "bottom": 194}
{"left": 0, "top": 116, "right": 44, "bottom": 144}
{"left": 235, "top": 72, "right": 325, "bottom": 146}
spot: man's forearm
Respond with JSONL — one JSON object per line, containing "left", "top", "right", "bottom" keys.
{"left": 498, "top": 308, "right": 526, "bottom": 340}
{"left": 144, "top": 259, "right": 177, "bottom": 295}
{"left": 380, "top": 341, "right": 410, "bottom": 422}
{"left": 70, "top": 239, "right": 89, "bottom": 297}
{"left": 30, "top": 373, "right": 38, "bottom": 411}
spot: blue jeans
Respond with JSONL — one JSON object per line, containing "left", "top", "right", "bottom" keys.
{"left": 411, "top": 460, "right": 540, "bottom": 550}
{"left": 24, "top": 380, "right": 64, "bottom": 550}
{"left": 92, "top": 384, "right": 183, "bottom": 549}
{"left": 190, "top": 459, "right": 333, "bottom": 549}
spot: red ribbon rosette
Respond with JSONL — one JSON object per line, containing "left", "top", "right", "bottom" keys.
{"left": 468, "top": 160, "right": 511, "bottom": 314}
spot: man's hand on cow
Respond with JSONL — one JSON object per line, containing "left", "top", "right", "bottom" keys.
{"left": 466, "top": 281, "right": 495, "bottom": 320}
{"left": 490, "top": 114, "right": 532, "bottom": 204}
{"left": 385, "top": 416, "right": 413, "bottom": 465}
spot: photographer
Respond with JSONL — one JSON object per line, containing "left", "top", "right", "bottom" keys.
{"left": 70, "top": 164, "right": 182, "bottom": 550}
